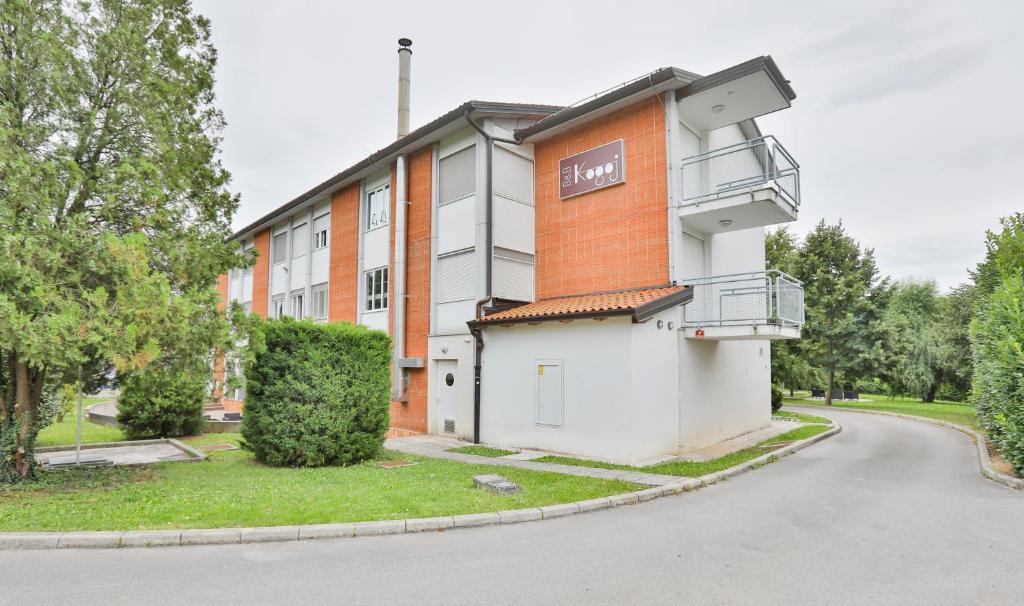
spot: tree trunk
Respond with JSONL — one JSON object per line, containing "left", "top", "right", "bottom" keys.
{"left": 789, "top": 386, "right": 795, "bottom": 398}
{"left": 13, "top": 359, "right": 33, "bottom": 478}
{"left": 825, "top": 370, "right": 835, "bottom": 406}
{"left": 1, "top": 353, "right": 43, "bottom": 481}
{"left": 924, "top": 382, "right": 938, "bottom": 404}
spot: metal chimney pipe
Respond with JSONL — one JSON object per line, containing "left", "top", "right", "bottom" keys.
{"left": 397, "top": 38, "right": 412, "bottom": 138}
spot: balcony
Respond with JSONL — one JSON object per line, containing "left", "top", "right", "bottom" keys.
{"left": 680, "top": 270, "right": 804, "bottom": 340}
{"left": 679, "top": 136, "right": 800, "bottom": 234}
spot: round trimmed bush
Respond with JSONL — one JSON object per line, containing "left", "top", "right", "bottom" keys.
{"left": 240, "top": 318, "right": 391, "bottom": 467}
{"left": 117, "top": 365, "right": 206, "bottom": 439}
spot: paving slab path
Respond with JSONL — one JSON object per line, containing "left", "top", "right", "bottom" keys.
{"left": 385, "top": 434, "right": 684, "bottom": 486}
{"left": 4, "top": 407, "right": 1023, "bottom": 605}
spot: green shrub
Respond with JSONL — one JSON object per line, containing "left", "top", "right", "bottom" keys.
{"left": 771, "top": 384, "right": 784, "bottom": 412}
{"left": 970, "top": 274, "right": 1024, "bottom": 475}
{"left": 241, "top": 318, "right": 390, "bottom": 467}
{"left": 117, "top": 365, "right": 206, "bottom": 439}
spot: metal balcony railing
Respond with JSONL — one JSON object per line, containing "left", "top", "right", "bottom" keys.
{"left": 680, "top": 135, "right": 800, "bottom": 207}
{"left": 681, "top": 270, "right": 804, "bottom": 328}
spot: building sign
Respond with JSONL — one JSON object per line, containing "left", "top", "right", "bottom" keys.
{"left": 559, "top": 139, "right": 625, "bottom": 199}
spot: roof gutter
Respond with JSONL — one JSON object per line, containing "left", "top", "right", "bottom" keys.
{"left": 230, "top": 101, "right": 560, "bottom": 242}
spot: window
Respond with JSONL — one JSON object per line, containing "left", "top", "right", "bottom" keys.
{"left": 313, "top": 214, "right": 330, "bottom": 250}
{"left": 272, "top": 233, "right": 288, "bottom": 265}
{"left": 243, "top": 243, "right": 253, "bottom": 276}
{"left": 439, "top": 145, "right": 476, "bottom": 204}
{"left": 364, "top": 267, "right": 388, "bottom": 311}
{"left": 291, "top": 223, "right": 309, "bottom": 258}
{"left": 366, "top": 184, "right": 390, "bottom": 231}
{"left": 290, "top": 290, "right": 305, "bottom": 318}
{"left": 271, "top": 296, "right": 285, "bottom": 319}
{"left": 242, "top": 301, "right": 252, "bottom": 314}
{"left": 311, "top": 283, "right": 328, "bottom": 321}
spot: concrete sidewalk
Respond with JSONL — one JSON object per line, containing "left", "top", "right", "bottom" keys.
{"left": 385, "top": 435, "right": 683, "bottom": 487}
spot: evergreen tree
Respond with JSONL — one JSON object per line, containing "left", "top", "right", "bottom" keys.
{"left": 0, "top": 0, "right": 242, "bottom": 480}
{"left": 792, "top": 221, "right": 887, "bottom": 404}
{"left": 766, "top": 227, "right": 818, "bottom": 394}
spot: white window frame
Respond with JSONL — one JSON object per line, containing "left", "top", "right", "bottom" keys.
{"left": 271, "top": 295, "right": 285, "bottom": 319}
{"left": 313, "top": 226, "right": 329, "bottom": 250}
{"left": 364, "top": 266, "right": 388, "bottom": 312}
{"left": 290, "top": 289, "right": 305, "bottom": 319}
{"left": 311, "top": 283, "right": 328, "bottom": 321}
{"left": 272, "top": 232, "right": 288, "bottom": 265}
{"left": 365, "top": 184, "right": 390, "bottom": 232}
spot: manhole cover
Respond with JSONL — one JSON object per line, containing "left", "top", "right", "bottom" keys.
{"left": 377, "top": 460, "right": 418, "bottom": 469}
{"left": 199, "top": 444, "right": 239, "bottom": 452}
{"left": 473, "top": 474, "right": 520, "bottom": 494}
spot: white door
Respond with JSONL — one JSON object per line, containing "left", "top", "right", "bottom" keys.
{"left": 681, "top": 232, "right": 706, "bottom": 325}
{"left": 681, "top": 232, "right": 705, "bottom": 280}
{"left": 436, "top": 360, "right": 458, "bottom": 435}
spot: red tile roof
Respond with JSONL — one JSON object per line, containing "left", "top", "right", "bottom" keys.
{"left": 469, "top": 285, "right": 691, "bottom": 327}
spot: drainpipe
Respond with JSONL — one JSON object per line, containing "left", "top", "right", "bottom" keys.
{"left": 464, "top": 110, "right": 518, "bottom": 444}
{"left": 393, "top": 153, "right": 409, "bottom": 401}
{"left": 392, "top": 38, "right": 412, "bottom": 401}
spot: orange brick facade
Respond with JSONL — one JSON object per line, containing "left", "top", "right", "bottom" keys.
{"left": 328, "top": 184, "right": 360, "bottom": 323}
{"left": 533, "top": 98, "right": 670, "bottom": 299}
{"left": 386, "top": 148, "right": 432, "bottom": 435}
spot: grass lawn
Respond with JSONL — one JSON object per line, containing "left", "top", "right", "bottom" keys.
{"left": 785, "top": 394, "right": 978, "bottom": 430}
{"left": 35, "top": 399, "right": 124, "bottom": 447}
{"left": 0, "top": 433, "right": 639, "bottom": 532}
{"left": 447, "top": 445, "right": 517, "bottom": 457}
{"left": 535, "top": 425, "right": 831, "bottom": 477}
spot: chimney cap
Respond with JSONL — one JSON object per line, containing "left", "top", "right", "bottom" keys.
{"left": 398, "top": 38, "right": 412, "bottom": 49}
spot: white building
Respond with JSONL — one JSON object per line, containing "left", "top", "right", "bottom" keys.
{"left": 220, "top": 43, "right": 805, "bottom": 465}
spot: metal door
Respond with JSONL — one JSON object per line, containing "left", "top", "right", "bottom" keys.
{"left": 436, "top": 360, "right": 458, "bottom": 435}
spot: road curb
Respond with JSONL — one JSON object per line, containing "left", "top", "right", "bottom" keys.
{"left": 791, "top": 405, "right": 1024, "bottom": 492}
{"left": 0, "top": 423, "right": 840, "bottom": 550}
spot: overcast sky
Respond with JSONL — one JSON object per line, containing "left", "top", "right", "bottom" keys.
{"left": 195, "top": 0, "right": 1024, "bottom": 291}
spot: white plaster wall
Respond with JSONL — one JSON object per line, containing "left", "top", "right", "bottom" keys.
{"left": 311, "top": 248, "right": 329, "bottom": 285}
{"left": 362, "top": 310, "right": 388, "bottom": 332}
{"left": 437, "top": 197, "right": 475, "bottom": 254}
{"left": 678, "top": 336, "right": 771, "bottom": 451}
{"left": 492, "top": 196, "right": 534, "bottom": 253}
{"left": 677, "top": 208, "right": 770, "bottom": 450}
{"left": 271, "top": 263, "right": 287, "bottom": 296}
{"left": 627, "top": 309, "right": 682, "bottom": 459}
{"left": 427, "top": 335, "right": 476, "bottom": 439}
{"left": 290, "top": 254, "right": 308, "bottom": 291}
{"left": 480, "top": 316, "right": 680, "bottom": 464}
{"left": 436, "top": 300, "right": 475, "bottom": 335}
{"left": 709, "top": 227, "right": 766, "bottom": 275}
{"left": 363, "top": 226, "right": 390, "bottom": 271}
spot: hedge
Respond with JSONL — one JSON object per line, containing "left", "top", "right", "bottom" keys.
{"left": 971, "top": 274, "right": 1024, "bottom": 475}
{"left": 241, "top": 318, "right": 391, "bottom": 467}
{"left": 117, "top": 365, "right": 206, "bottom": 439}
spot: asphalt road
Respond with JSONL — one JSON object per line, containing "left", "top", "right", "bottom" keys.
{"left": 3, "top": 407, "right": 1023, "bottom": 606}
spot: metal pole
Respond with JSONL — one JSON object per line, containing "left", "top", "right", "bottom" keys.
{"left": 75, "top": 369, "right": 83, "bottom": 465}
